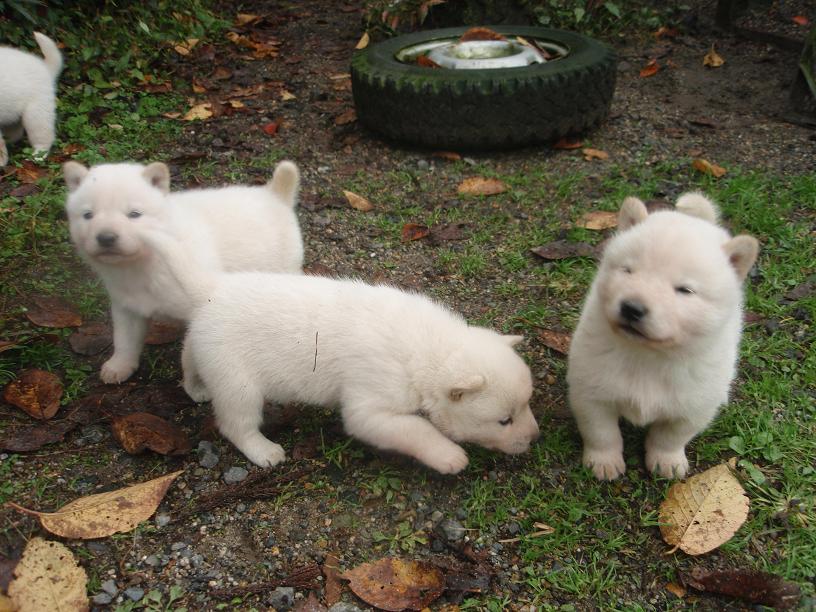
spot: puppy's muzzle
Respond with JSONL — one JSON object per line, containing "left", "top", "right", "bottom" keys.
{"left": 96, "top": 232, "right": 119, "bottom": 248}
{"left": 620, "top": 300, "right": 648, "bottom": 323}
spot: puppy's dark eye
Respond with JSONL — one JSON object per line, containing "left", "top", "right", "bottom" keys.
{"left": 127, "top": 210, "right": 142, "bottom": 219}
{"left": 82, "top": 211, "right": 93, "bottom": 220}
{"left": 675, "top": 286, "right": 694, "bottom": 295}
{"left": 499, "top": 417, "right": 513, "bottom": 426}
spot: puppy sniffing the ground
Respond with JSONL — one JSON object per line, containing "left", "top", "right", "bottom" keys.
{"left": 567, "top": 192, "right": 759, "bottom": 480}
{"left": 64, "top": 160, "right": 303, "bottom": 384}
{"left": 138, "top": 227, "right": 539, "bottom": 473}
{"left": 0, "top": 32, "right": 63, "bottom": 166}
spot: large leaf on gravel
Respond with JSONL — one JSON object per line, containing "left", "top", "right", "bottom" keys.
{"left": 401, "top": 223, "right": 430, "bottom": 242}
{"left": 685, "top": 567, "right": 800, "bottom": 609}
{"left": 0, "top": 420, "right": 78, "bottom": 452}
{"left": 341, "top": 558, "right": 445, "bottom": 611}
{"left": 111, "top": 413, "right": 191, "bottom": 456}
{"left": 343, "top": 190, "right": 374, "bottom": 212}
{"left": 6, "top": 471, "right": 183, "bottom": 539}
{"left": 3, "top": 369, "right": 63, "bottom": 420}
{"left": 457, "top": 177, "right": 507, "bottom": 196}
{"left": 8, "top": 538, "right": 88, "bottom": 612}
{"left": 538, "top": 329, "right": 571, "bottom": 355}
{"left": 25, "top": 296, "right": 82, "bottom": 328}
{"left": 575, "top": 210, "right": 618, "bottom": 230}
{"left": 322, "top": 553, "right": 343, "bottom": 606}
{"left": 659, "top": 463, "right": 749, "bottom": 555}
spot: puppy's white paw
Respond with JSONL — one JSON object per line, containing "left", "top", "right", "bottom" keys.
{"left": 646, "top": 449, "right": 689, "bottom": 479}
{"left": 101, "top": 357, "right": 138, "bottom": 384}
{"left": 583, "top": 449, "right": 626, "bottom": 480}
{"left": 241, "top": 438, "right": 286, "bottom": 468}
{"left": 421, "top": 444, "right": 469, "bottom": 475}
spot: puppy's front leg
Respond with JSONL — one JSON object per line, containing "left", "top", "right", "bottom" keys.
{"left": 571, "top": 397, "right": 625, "bottom": 480}
{"left": 101, "top": 304, "right": 147, "bottom": 383}
{"left": 0, "top": 133, "right": 7, "bottom": 166}
{"left": 343, "top": 408, "right": 468, "bottom": 474}
{"left": 645, "top": 418, "right": 703, "bottom": 478}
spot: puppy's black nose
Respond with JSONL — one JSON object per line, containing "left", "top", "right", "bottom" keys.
{"left": 96, "top": 232, "right": 118, "bottom": 248}
{"left": 620, "top": 300, "right": 648, "bottom": 322}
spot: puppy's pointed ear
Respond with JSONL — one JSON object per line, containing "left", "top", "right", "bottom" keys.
{"left": 449, "top": 375, "right": 485, "bottom": 402}
{"left": 143, "top": 162, "right": 170, "bottom": 194}
{"left": 503, "top": 334, "right": 524, "bottom": 347}
{"left": 676, "top": 191, "right": 719, "bottom": 223}
{"left": 723, "top": 235, "right": 759, "bottom": 280}
{"left": 618, "top": 197, "right": 648, "bottom": 230}
{"left": 63, "top": 161, "right": 88, "bottom": 192}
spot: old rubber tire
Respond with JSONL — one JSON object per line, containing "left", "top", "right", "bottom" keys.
{"left": 351, "top": 26, "right": 617, "bottom": 149}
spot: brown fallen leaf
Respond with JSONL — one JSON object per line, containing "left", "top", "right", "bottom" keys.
{"left": 703, "top": 45, "right": 725, "bottom": 68}
{"left": 235, "top": 12, "right": 261, "bottom": 26}
{"left": 173, "top": 37, "right": 199, "bottom": 56}
{"left": 457, "top": 177, "right": 507, "bottom": 196}
{"left": 431, "top": 222, "right": 470, "bottom": 242}
{"left": 25, "top": 295, "right": 82, "bottom": 328}
{"left": 343, "top": 190, "right": 374, "bottom": 212}
{"left": 530, "top": 240, "right": 596, "bottom": 260}
{"left": 665, "top": 582, "right": 686, "bottom": 598}
{"left": 640, "top": 58, "right": 660, "bottom": 77}
{"left": 341, "top": 558, "right": 445, "bottom": 611}
{"left": 293, "top": 592, "right": 327, "bottom": 612}
{"left": 416, "top": 55, "right": 441, "bottom": 68}
{"left": 68, "top": 322, "right": 112, "bottom": 356}
{"left": 322, "top": 553, "right": 343, "bottom": 606}
{"left": 552, "top": 136, "right": 583, "bottom": 150}
{"left": 685, "top": 567, "right": 800, "bottom": 609}
{"left": 401, "top": 223, "right": 430, "bottom": 242}
{"left": 355, "top": 32, "right": 370, "bottom": 50}
{"left": 145, "top": 320, "right": 185, "bottom": 345}
{"left": 793, "top": 15, "right": 809, "bottom": 26}
{"left": 15, "top": 161, "right": 48, "bottom": 184}
{"left": 538, "top": 329, "right": 571, "bottom": 355}
{"left": 575, "top": 210, "right": 618, "bottom": 230}
{"left": 0, "top": 420, "right": 78, "bottom": 452}
{"left": 8, "top": 538, "right": 88, "bottom": 612}
{"left": 281, "top": 90, "right": 297, "bottom": 101}
{"left": 10, "top": 183, "right": 39, "bottom": 198}
{"left": 654, "top": 26, "right": 679, "bottom": 39}
{"left": 262, "top": 121, "right": 279, "bottom": 136}
{"left": 692, "top": 158, "right": 727, "bottom": 178}
{"left": 3, "top": 369, "right": 63, "bottom": 420}
{"left": 111, "top": 413, "right": 191, "bottom": 456}
{"left": 334, "top": 109, "right": 356, "bottom": 126}
{"left": 582, "top": 147, "right": 609, "bottom": 161}
{"left": 431, "top": 151, "right": 461, "bottom": 161}
{"left": 0, "top": 340, "right": 19, "bottom": 353}
{"left": 183, "top": 103, "right": 213, "bottom": 121}
{"left": 6, "top": 470, "right": 184, "bottom": 539}
{"left": 659, "top": 463, "right": 749, "bottom": 555}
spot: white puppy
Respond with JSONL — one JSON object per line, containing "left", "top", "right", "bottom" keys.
{"left": 64, "top": 160, "right": 304, "bottom": 384}
{"left": 137, "top": 227, "right": 539, "bottom": 473}
{"left": 0, "top": 32, "right": 62, "bottom": 166}
{"left": 567, "top": 192, "right": 759, "bottom": 480}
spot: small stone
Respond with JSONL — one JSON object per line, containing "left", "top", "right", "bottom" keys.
{"left": 92, "top": 593, "right": 113, "bottom": 605}
{"left": 198, "top": 440, "right": 216, "bottom": 455}
{"left": 86, "top": 541, "right": 110, "bottom": 555}
{"left": 417, "top": 159, "right": 430, "bottom": 171}
{"left": 456, "top": 507, "right": 467, "bottom": 520}
{"left": 171, "top": 542, "right": 187, "bottom": 551}
{"left": 199, "top": 452, "right": 219, "bottom": 469}
{"left": 328, "top": 604, "right": 365, "bottom": 612}
{"left": 236, "top": 503, "right": 247, "bottom": 513}
{"left": 430, "top": 510, "right": 444, "bottom": 523}
{"left": 431, "top": 538, "right": 445, "bottom": 552}
{"left": 100, "top": 579, "right": 118, "bottom": 596}
{"left": 268, "top": 586, "right": 295, "bottom": 610}
{"left": 191, "top": 554, "right": 204, "bottom": 567}
{"left": 155, "top": 513, "right": 171, "bottom": 527}
{"left": 488, "top": 470, "right": 498, "bottom": 481}
{"left": 223, "top": 466, "right": 248, "bottom": 484}
{"left": 507, "top": 521, "right": 521, "bottom": 535}
{"left": 440, "top": 518, "right": 466, "bottom": 542}
{"left": 144, "top": 554, "right": 160, "bottom": 567}
{"left": 124, "top": 587, "right": 145, "bottom": 601}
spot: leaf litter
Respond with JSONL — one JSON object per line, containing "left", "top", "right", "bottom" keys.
{"left": 3, "top": 369, "right": 63, "bottom": 420}
{"left": 24, "top": 295, "right": 82, "bottom": 328}
{"left": 341, "top": 557, "right": 446, "bottom": 611}
{"left": 111, "top": 412, "right": 191, "bottom": 456}
{"left": 8, "top": 538, "right": 88, "bottom": 612}
{"left": 684, "top": 567, "right": 801, "bottom": 609}
{"left": 456, "top": 177, "right": 507, "bottom": 196}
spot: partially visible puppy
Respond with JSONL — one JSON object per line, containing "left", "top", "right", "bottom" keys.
{"left": 137, "top": 227, "right": 540, "bottom": 474}
{"left": 64, "top": 160, "right": 303, "bottom": 383}
{"left": 0, "top": 32, "right": 62, "bottom": 166}
{"left": 567, "top": 192, "right": 759, "bottom": 480}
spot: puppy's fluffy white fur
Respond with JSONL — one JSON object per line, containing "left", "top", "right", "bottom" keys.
{"left": 567, "top": 192, "right": 759, "bottom": 480}
{"left": 64, "top": 160, "right": 303, "bottom": 383}
{"left": 139, "top": 227, "right": 540, "bottom": 473}
{"left": 0, "top": 32, "right": 62, "bottom": 166}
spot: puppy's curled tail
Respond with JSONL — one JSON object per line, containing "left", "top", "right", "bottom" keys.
{"left": 266, "top": 160, "right": 300, "bottom": 208}
{"left": 676, "top": 191, "right": 719, "bottom": 223}
{"left": 33, "top": 32, "right": 63, "bottom": 80}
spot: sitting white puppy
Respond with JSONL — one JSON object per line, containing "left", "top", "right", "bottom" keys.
{"left": 64, "top": 160, "right": 303, "bottom": 383}
{"left": 0, "top": 32, "right": 62, "bottom": 166}
{"left": 138, "top": 227, "right": 539, "bottom": 473}
{"left": 567, "top": 193, "right": 759, "bottom": 480}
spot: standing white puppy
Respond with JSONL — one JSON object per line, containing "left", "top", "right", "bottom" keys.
{"left": 64, "top": 160, "right": 303, "bottom": 383}
{"left": 568, "top": 193, "right": 759, "bottom": 479}
{"left": 0, "top": 32, "right": 63, "bottom": 166}
{"left": 137, "top": 227, "right": 540, "bottom": 474}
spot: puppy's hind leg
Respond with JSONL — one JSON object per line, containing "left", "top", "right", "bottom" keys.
{"left": 181, "top": 342, "right": 211, "bottom": 403}
{"left": 22, "top": 101, "right": 56, "bottom": 158}
{"left": 211, "top": 380, "right": 285, "bottom": 468}
{"left": 571, "top": 397, "right": 626, "bottom": 480}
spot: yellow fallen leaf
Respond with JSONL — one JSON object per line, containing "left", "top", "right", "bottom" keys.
{"left": 343, "top": 190, "right": 374, "bottom": 212}
{"left": 457, "top": 177, "right": 508, "bottom": 196}
{"left": 173, "top": 38, "right": 199, "bottom": 56}
{"left": 355, "top": 32, "right": 370, "bottom": 50}
{"left": 235, "top": 12, "right": 261, "bottom": 26}
{"left": 281, "top": 90, "right": 297, "bottom": 101}
{"left": 576, "top": 210, "right": 618, "bottom": 230}
{"left": 183, "top": 103, "right": 213, "bottom": 121}
{"left": 692, "top": 158, "right": 727, "bottom": 178}
{"left": 703, "top": 45, "right": 725, "bottom": 68}
{"left": 228, "top": 100, "right": 245, "bottom": 108}
{"left": 6, "top": 471, "right": 183, "bottom": 539}
{"left": 665, "top": 582, "right": 686, "bottom": 598}
{"left": 8, "top": 538, "right": 88, "bottom": 612}
{"left": 162, "top": 111, "right": 182, "bottom": 119}
{"left": 659, "top": 463, "right": 749, "bottom": 555}
{"left": 582, "top": 147, "right": 609, "bottom": 161}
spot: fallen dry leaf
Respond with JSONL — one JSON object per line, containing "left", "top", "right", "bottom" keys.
{"left": 173, "top": 37, "right": 199, "bottom": 56}
{"left": 431, "top": 222, "right": 469, "bottom": 242}
{"left": 10, "top": 183, "right": 39, "bottom": 198}
{"left": 576, "top": 210, "right": 618, "bottom": 230}
{"left": 685, "top": 567, "right": 800, "bottom": 609}
{"left": 355, "top": 32, "right": 370, "bottom": 49}
{"left": 341, "top": 558, "right": 445, "bottom": 611}
{"left": 343, "top": 190, "right": 374, "bottom": 212}
{"left": 0, "top": 340, "right": 18, "bottom": 353}
{"left": 552, "top": 136, "right": 583, "bottom": 150}
{"left": 6, "top": 471, "right": 184, "bottom": 539}
{"left": 145, "top": 320, "right": 185, "bottom": 345}
{"left": 323, "top": 553, "right": 343, "bottom": 606}
{"left": 538, "top": 329, "right": 571, "bottom": 355}
{"left": 261, "top": 121, "right": 280, "bottom": 137}
{"left": 334, "top": 109, "right": 356, "bottom": 126}
{"left": 8, "top": 538, "right": 87, "bottom": 612}
{"left": 582, "top": 147, "right": 609, "bottom": 161}
{"left": 0, "top": 420, "right": 79, "bottom": 452}
{"left": 3, "top": 369, "right": 63, "bottom": 420}
{"left": 530, "top": 240, "right": 596, "bottom": 260}
{"left": 281, "top": 89, "right": 297, "bottom": 101}
{"left": 703, "top": 45, "right": 725, "bottom": 68}
{"left": 25, "top": 295, "right": 82, "bottom": 328}
{"left": 69, "top": 323, "right": 111, "bottom": 356}
{"left": 793, "top": 15, "right": 809, "bottom": 26}
{"left": 293, "top": 592, "right": 327, "bottom": 612}
{"left": 183, "top": 103, "right": 213, "bottom": 121}
{"left": 692, "top": 158, "right": 727, "bottom": 178}
{"left": 112, "top": 413, "right": 191, "bottom": 456}
{"left": 457, "top": 177, "right": 507, "bottom": 196}
{"left": 235, "top": 12, "right": 261, "bottom": 26}
{"left": 401, "top": 223, "right": 430, "bottom": 242}
{"left": 654, "top": 26, "right": 679, "bottom": 39}
{"left": 665, "top": 582, "right": 686, "bottom": 598}
{"left": 15, "top": 161, "right": 48, "bottom": 184}
{"left": 640, "top": 58, "right": 660, "bottom": 77}
{"left": 417, "top": 55, "right": 441, "bottom": 68}
{"left": 659, "top": 463, "right": 749, "bottom": 555}
{"left": 431, "top": 151, "right": 461, "bottom": 161}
